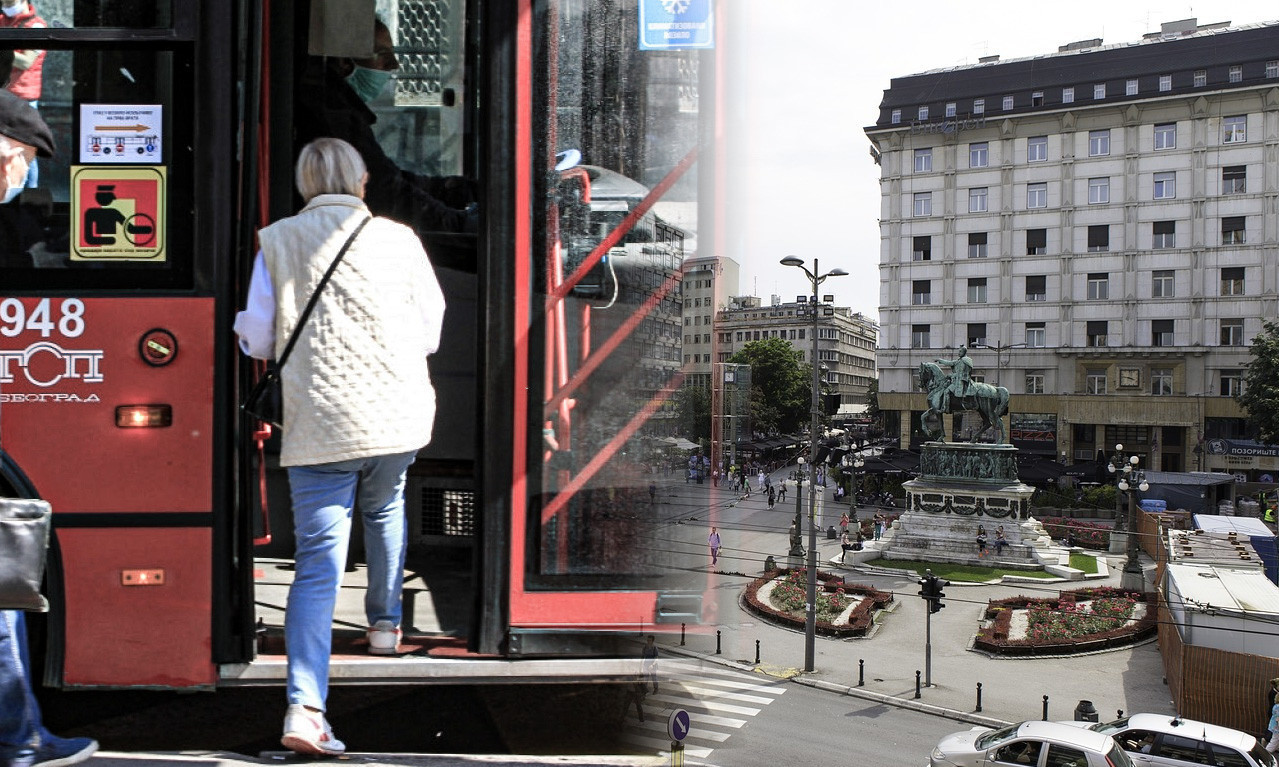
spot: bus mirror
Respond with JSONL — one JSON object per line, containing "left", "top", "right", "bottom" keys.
{"left": 308, "top": 0, "right": 376, "bottom": 59}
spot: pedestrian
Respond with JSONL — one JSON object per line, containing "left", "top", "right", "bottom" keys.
{"left": 994, "top": 526, "right": 1007, "bottom": 555}
{"left": 711, "top": 469, "right": 718, "bottom": 488}
{"left": 648, "top": 482, "right": 656, "bottom": 504}
{"left": 0, "top": 90, "right": 100, "bottom": 767}
{"left": 0, "top": 0, "right": 47, "bottom": 190}
{"left": 840, "top": 530, "right": 852, "bottom": 563}
{"left": 641, "top": 635, "right": 659, "bottom": 693}
{"left": 234, "top": 137, "right": 446, "bottom": 757}
{"left": 767, "top": 486, "right": 776, "bottom": 509}
{"left": 708, "top": 526, "right": 722, "bottom": 568}
{"left": 1267, "top": 677, "right": 1279, "bottom": 742}
{"left": 779, "top": 480, "right": 787, "bottom": 503}
{"left": 873, "top": 512, "right": 885, "bottom": 541}
{"left": 976, "top": 524, "right": 988, "bottom": 557}
{"left": 839, "top": 511, "right": 849, "bottom": 536}
{"left": 1266, "top": 698, "right": 1279, "bottom": 754}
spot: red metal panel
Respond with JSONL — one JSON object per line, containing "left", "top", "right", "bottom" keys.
{"left": 59, "top": 527, "right": 214, "bottom": 687}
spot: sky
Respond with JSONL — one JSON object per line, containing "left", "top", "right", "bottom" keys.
{"left": 724, "top": 1, "right": 1279, "bottom": 323}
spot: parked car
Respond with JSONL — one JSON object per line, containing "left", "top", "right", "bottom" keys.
{"left": 930, "top": 720, "right": 1134, "bottom": 767}
{"left": 1065, "top": 713, "right": 1276, "bottom": 767}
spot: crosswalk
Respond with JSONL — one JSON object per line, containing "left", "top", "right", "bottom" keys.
{"left": 620, "top": 660, "right": 786, "bottom": 762}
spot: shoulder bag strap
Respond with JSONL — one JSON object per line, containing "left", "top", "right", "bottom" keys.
{"left": 275, "top": 215, "right": 371, "bottom": 369}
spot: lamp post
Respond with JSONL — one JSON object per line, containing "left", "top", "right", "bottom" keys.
{"left": 1108, "top": 444, "right": 1149, "bottom": 591}
{"left": 781, "top": 255, "right": 849, "bottom": 673}
{"left": 972, "top": 341, "right": 1026, "bottom": 389}
{"left": 789, "top": 457, "right": 806, "bottom": 558}
{"left": 844, "top": 453, "right": 865, "bottom": 521}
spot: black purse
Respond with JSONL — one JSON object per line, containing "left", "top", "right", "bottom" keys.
{"left": 241, "top": 216, "right": 370, "bottom": 428}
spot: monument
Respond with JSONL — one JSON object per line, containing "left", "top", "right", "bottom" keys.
{"left": 881, "top": 347, "right": 1046, "bottom": 567}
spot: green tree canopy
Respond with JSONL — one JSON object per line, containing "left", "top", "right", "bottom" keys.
{"left": 674, "top": 383, "right": 710, "bottom": 444}
{"left": 1240, "top": 319, "right": 1279, "bottom": 444}
{"left": 728, "top": 337, "right": 809, "bottom": 436}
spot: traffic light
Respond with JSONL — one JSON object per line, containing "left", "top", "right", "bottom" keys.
{"left": 917, "top": 572, "right": 948, "bottom": 613}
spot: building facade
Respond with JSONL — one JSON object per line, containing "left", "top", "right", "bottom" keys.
{"left": 866, "top": 19, "right": 1279, "bottom": 475}
{"left": 681, "top": 254, "right": 740, "bottom": 390}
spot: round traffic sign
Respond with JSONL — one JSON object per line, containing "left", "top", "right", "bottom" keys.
{"left": 667, "top": 709, "right": 690, "bottom": 742}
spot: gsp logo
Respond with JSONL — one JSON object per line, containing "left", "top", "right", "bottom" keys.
{"left": 0, "top": 341, "right": 105, "bottom": 387}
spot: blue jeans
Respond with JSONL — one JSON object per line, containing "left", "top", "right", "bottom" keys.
{"left": 285, "top": 451, "right": 417, "bottom": 711}
{"left": 0, "top": 610, "right": 43, "bottom": 759}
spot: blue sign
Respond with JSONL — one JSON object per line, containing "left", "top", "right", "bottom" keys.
{"left": 667, "top": 708, "right": 691, "bottom": 742}
{"left": 639, "top": 0, "right": 715, "bottom": 51}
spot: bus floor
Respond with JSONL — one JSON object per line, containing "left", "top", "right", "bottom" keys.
{"left": 252, "top": 545, "right": 474, "bottom": 658}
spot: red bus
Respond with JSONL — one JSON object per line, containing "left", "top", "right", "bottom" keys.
{"left": 0, "top": 0, "right": 718, "bottom": 690}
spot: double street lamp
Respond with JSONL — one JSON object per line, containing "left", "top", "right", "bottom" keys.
{"left": 781, "top": 255, "right": 848, "bottom": 673}
{"left": 843, "top": 452, "right": 865, "bottom": 521}
{"left": 1108, "top": 443, "right": 1148, "bottom": 591}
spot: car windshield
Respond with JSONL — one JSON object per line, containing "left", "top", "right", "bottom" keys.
{"left": 1252, "top": 742, "right": 1277, "bottom": 767}
{"left": 976, "top": 724, "right": 1022, "bottom": 750}
{"left": 1107, "top": 744, "right": 1136, "bottom": 767}
{"left": 1090, "top": 718, "right": 1131, "bottom": 736}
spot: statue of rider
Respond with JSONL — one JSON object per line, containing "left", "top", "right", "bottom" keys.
{"left": 935, "top": 346, "right": 974, "bottom": 412}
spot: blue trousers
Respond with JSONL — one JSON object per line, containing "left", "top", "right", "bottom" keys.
{"left": 0, "top": 610, "right": 43, "bottom": 759}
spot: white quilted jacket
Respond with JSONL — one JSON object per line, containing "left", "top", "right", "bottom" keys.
{"left": 259, "top": 194, "right": 445, "bottom": 467}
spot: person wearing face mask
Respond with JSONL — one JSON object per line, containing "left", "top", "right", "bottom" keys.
{"left": 0, "top": 88, "right": 100, "bottom": 767}
{"left": 0, "top": 1, "right": 46, "bottom": 190}
{"left": 294, "top": 17, "right": 477, "bottom": 240}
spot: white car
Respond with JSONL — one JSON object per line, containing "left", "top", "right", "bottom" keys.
{"left": 930, "top": 720, "right": 1135, "bottom": 767}
{"left": 1071, "top": 713, "right": 1276, "bottom": 767}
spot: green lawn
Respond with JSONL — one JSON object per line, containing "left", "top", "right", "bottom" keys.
{"left": 865, "top": 558, "right": 1056, "bottom": 582}
{"left": 1070, "top": 552, "right": 1099, "bottom": 574}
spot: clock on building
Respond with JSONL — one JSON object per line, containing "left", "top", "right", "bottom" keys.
{"left": 1119, "top": 368, "right": 1140, "bottom": 388}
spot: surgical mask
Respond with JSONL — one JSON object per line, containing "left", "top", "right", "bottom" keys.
{"left": 2, "top": 3, "right": 28, "bottom": 17}
{"left": 346, "top": 65, "right": 392, "bottom": 103}
{"left": 2, "top": 151, "right": 26, "bottom": 202}
{"left": 2, "top": 185, "right": 22, "bottom": 203}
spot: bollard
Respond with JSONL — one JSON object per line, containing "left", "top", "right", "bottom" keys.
{"left": 1042, "top": 695, "right": 1049, "bottom": 721}
{"left": 680, "top": 622, "right": 686, "bottom": 646}
{"left": 716, "top": 630, "right": 722, "bottom": 655}
{"left": 915, "top": 670, "right": 922, "bottom": 699}
{"left": 1117, "top": 709, "right": 1124, "bottom": 720}
{"left": 976, "top": 682, "right": 983, "bottom": 713}
{"left": 857, "top": 659, "right": 864, "bottom": 687}
{"left": 755, "top": 639, "right": 760, "bottom": 664}
{"left": 1074, "top": 700, "right": 1098, "bottom": 723}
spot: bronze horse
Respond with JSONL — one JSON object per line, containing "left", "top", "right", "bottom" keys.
{"left": 917, "top": 361, "right": 1010, "bottom": 443}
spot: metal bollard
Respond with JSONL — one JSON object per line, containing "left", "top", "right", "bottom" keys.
{"left": 716, "top": 630, "right": 722, "bottom": 655}
{"left": 755, "top": 639, "right": 760, "bottom": 664}
{"left": 976, "top": 682, "right": 983, "bottom": 713}
{"left": 680, "top": 623, "right": 686, "bottom": 646}
{"left": 1117, "top": 709, "right": 1124, "bottom": 720}
{"left": 857, "top": 659, "right": 864, "bottom": 687}
{"left": 915, "top": 670, "right": 922, "bottom": 699}
{"left": 1042, "top": 695, "right": 1049, "bottom": 721}
{"left": 1074, "top": 700, "right": 1098, "bottom": 722}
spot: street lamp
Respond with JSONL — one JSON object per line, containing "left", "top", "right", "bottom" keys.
{"left": 844, "top": 452, "right": 865, "bottom": 521}
{"left": 781, "top": 255, "right": 849, "bottom": 673}
{"left": 1108, "top": 444, "right": 1149, "bottom": 591}
{"left": 972, "top": 341, "right": 1027, "bottom": 388}
{"left": 789, "top": 456, "right": 806, "bottom": 558}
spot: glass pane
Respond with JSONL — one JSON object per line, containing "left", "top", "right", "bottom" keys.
{"left": 0, "top": 2, "right": 174, "bottom": 29}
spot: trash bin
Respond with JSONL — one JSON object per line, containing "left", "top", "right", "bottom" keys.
{"left": 1074, "top": 700, "right": 1098, "bottom": 722}
{"left": 827, "top": 525, "right": 837, "bottom": 540}
{"left": 764, "top": 555, "right": 777, "bottom": 572}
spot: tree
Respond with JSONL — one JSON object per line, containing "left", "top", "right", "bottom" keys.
{"left": 728, "top": 337, "right": 809, "bottom": 436}
{"left": 674, "top": 383, "right": 710, "bottom": 443}
{"left": 1240, "top": 319, "right": 1279, "bottom": 444}
{"left": 865, "top": 378, "right": 880, "bottom": 421}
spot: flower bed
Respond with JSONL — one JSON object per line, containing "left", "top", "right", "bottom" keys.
{"left": 743, "top": 568, "right": 893, "bottom": 638}
{"left": 1036, "top": 517, "right": 1111, "bottom": 550}
{"left": 974, "top": 586, "right": 1155, "bottom": 656}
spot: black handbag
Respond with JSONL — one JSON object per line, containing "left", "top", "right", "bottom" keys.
{"left": 0, "top": 497, "right": 52, "bottom": 612}
{"left": 241, "top": 216, "right": 370, "bottom": 428}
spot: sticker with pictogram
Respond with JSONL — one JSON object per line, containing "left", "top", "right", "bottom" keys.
{"left": 79, "top": 104, "right": 163, "bottom": 164}
{"left": 69, "top": 166, "right": 166, "bottom": 262}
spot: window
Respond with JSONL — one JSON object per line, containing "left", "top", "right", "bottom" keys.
{"left": 1229, "top": 65, "right": 1243, "bottom": 83}
{"left": 1153, "top": 221, "right": 1176, "bottom": 249}
{"left": 1047, "top": 745, "right": 1091, "bottom": 767}
{"left": 1028, "top": 136, "right": 1047, "bottom": 162}
{"left": 1126, "top": 79, "right": 1138, "bottom": 95}
{"left": 1089, "top": 320, "right": 1110, "bottom": 347}
{"left": 1026, "top": 229, "right": 1047, "bottom": 255}
{"left": 1221, "top": 370, "right": 1244, "bottom": 397}
{"left": 1152, "top": 172, "right": 1175, "bottom": 199}
{"left": 1031, "top": 90, "right": 1044, "bottom": 106}
{"left": 1027, "top": 182, "right": 1047, "bottom": 208}
{"left": 1086, "top": 368, "right": 1108, "bottom": 393}
{"left": 1194, "top": 69, "right": 1207, "bottom": 87}
{"left": 969, "top": 187, "right": 988, "bottom": 213}
{"left": 891, "top": 109, "right": 901, "bottom": 124}
{"left": 1269, "top": 61, "right": 1279, "bottom": 78}
{"left": 1087, "top": 225, "right": 1109, "bottom": 252}
{"left": 1026, "top": 275, "right": 1047, "bottom": 301}
{"left": 1002, "top": 95, "right": 1013, "bottom": 110}
{"left": 912, "top": 235, "right": 931, "bottom": 261}
{"left": 1221, "top": 319, "right": 1244, "bottom": 346}
{"left": 1154, "top": 123, "right": 1176, "bottom": 149}
{"left": 1093, "top": 83, "right": 1106, "bottom": 99}
{"left": 945, "top": 102, "right": 956, "bottom": 117}
{"left": 1159, "top": 74, "right": 1172, "bottom": 92}
{"left": 1222, "top": 165, "right": 1246, "bottom": 194}
{"left": 973, "top": 98, "right": 985, "bottom": 114}
{"left": 918, "top": 105, "right": 929, "bottom": 120}
{"left": 969, "top": 142, "right": 988, "bottom": 168}
{"left": 967, "top": 277, "right": 987, "bottom": 303}
{"left": 1223, "top": 115, "right": 1246, "bottom": 143}
{"left": 1152, "top": 269, "right": 1174, "bottom": 297}
{"left": 1026, "top": 322, "right": 1045, "bottom": 347}
{"left": 1087, "top": 273, "right": 1109, "bottom": 300}
{"left": 1088, "top": 177, "right": 1110, "bottom": 204}
{"left": 914, "top": 148, "right": 932, "bottom": 172}
{"left": 1222, "top": 216, "right": 1245, "bottom": 245}
{"left": 1221, "top": 267, "right": 1245, "bottom": 296}
{"left": 967, "top": 323, "right": 987, "bottom": 347}
{"left": 1062, "top": 86, "right": 1074, "bottom": 103}
{"left": 913, "top": 192, "right": 932, "bottom": 217}
{"left": 1151, "top": 368, "right": 1172, "bottom": 396}
{"left": 1152, "top": 319, "right": 1174, "bottom": 347}
{"left": 1026, "top": 373, "right": 1045, "bottom": 394}
{"left": 968, "top": 232, "right": 988, "bottom": 258}
{"left": 912, "top": 324, "right": 931, "bottom": 349}
{"left": 911, "top": 279, "right": 931, "bottom": 305}
{"left": 1089, "top": 130, "right": 1110, "bottom": 156}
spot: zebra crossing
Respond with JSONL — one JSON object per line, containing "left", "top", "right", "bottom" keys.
{"left": 620, "top": 660, "right": 786, "bottom": 761}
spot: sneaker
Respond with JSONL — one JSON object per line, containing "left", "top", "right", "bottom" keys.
{"left": 281, "top": 704, "right": 346, "bottom": 757}
{"left": 33, "top": 733, "right": 98, "bottom": 767}
{"left": 366, "top": 620, "right": 401, "bottom": 656}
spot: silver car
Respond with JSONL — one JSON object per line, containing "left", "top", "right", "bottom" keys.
{"left": 1076, "top": 714, "right": 1276, "bottom": 767}
{"left": 930, "top": 720, "right": 1135, "bottom": 767}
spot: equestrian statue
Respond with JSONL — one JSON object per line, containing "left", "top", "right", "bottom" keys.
{"left": 918, "top": 346, "right": 1010, "bottom": 443}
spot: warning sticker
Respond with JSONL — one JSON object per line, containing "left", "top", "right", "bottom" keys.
{"left": 70, "top": 166, "right": 166, "bottom": 262}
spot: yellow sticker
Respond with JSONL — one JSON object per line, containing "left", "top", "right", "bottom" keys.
{"left": 70, "top": 165, "right": 166, "bottom": 261}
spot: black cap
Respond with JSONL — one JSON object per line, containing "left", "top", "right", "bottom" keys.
{"left": 0, "top": 90, "right": 54, "bottom": 158}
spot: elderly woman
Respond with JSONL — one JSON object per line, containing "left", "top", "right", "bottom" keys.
{"left": 234, "top": 137, "right": 445, "bottom": 756}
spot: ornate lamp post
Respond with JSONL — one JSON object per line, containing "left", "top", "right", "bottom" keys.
{"left": 1108, "top": 444, "right": 1148, "bottom": 591}
{"left": 844, "top": 453, "right": 865, "bottom": 521}
{"left": 781, "top": 255, "right": 848, "bottom": 673}
{"left": 789, "top": 457, "right": 806, "bottom": 558}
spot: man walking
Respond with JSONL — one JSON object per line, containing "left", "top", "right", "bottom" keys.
{"left": 708, "top": 526, "right": 722, "bottom": 568}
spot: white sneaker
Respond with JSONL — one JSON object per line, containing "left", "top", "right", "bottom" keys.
{"left": 367, "top": 620, "right": 401, "bottom": 655}
{"left": 281, "top": 704, "right": 346, "bottom": 756}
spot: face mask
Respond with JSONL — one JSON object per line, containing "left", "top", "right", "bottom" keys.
{"left": 346, "top": 65, "right": 392, "bottom": 103}
{"left": 2, "top": 3, "right": 28, "bottom": 17}
{"left": 2, "top": 151, "right": 26, "bottom": 202}
{"left": 2, "top": 185, "right": 22, "bottom": 203}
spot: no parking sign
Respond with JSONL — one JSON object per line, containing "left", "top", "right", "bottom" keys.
{"left": 69, "top": 166, "right": 166, "bottom": 262}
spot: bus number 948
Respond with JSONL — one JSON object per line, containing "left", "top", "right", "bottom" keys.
{"left": 0, "top": 298, "right": 86, "bottom": 339}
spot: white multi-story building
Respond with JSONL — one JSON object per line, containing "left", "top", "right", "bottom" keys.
{"left": 866, "top": 19, "right": 1279, "bottom": 473}
{"left": 681, "top": 254, "right": 740, "bottom": 390}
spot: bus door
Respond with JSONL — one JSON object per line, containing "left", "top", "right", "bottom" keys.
{"left": 0, "top": 2, "right": 237, "bottom": 689}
